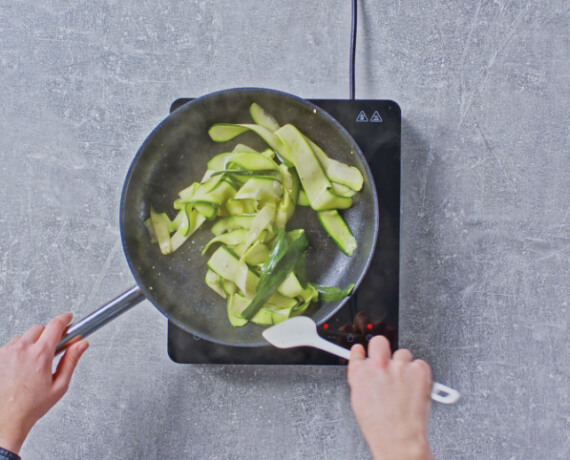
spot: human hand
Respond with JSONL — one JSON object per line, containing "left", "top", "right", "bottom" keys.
{"left": 348, "top": 336, "right": 434, "bottom": 460}
{"left": 0, "top": 313, "right": 89, "bottom": 455}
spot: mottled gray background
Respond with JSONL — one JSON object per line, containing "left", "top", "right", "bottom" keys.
{"left": 1, "top": 1, "right": 568, "bottom": 459}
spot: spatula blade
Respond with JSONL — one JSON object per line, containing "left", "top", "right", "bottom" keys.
{"left": 262, "top": 316, "right": 318, "bottom": 349}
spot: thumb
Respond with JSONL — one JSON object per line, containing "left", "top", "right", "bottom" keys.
{"left": 52, "top": 340, "right": 89, "bottom": 399}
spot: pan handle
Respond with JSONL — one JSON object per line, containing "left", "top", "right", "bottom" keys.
{"left": 56, "top": 286, "right": 146, "bottom": 354}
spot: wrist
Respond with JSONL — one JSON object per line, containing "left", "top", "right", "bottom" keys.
{"left": 0, "top": 446, "right": 21, "bottom": 460}
{"left": 370, "top": 435, "right": 432, "bottom": 460}
{"left": 0, "top": 423, "right": 28, "bottom": 456}
{"left": 0, "top": 440, "right": 22, "bottom": 458}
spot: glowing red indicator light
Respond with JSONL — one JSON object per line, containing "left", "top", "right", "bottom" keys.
{"left": 367, "top": 323, "right": 373, "bottom": 330}
{"left": 323, "top": 323, "right": 329, "bottom": 330}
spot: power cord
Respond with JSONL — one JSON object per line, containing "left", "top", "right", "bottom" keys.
{"left": 349, "top": 0, "right": 358, "bottom": 100}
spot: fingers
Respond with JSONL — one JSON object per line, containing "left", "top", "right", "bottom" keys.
{"left": 367, "top": 335, "right": 391, "bottom": 367}
{"left": 20, "top": 324, "right": 45, "bottom": 345}
{"left": 393, "top": 348, "right": 413, "bottom": 363}
{"left": 349, "top": 343, "right": 366, "bottom": 362}
{"left": 52, "top": 340, "right": 89, "bottom": 398}
{"left": 37, "top": 313, "right": 73, "bottom": 352}
{"left": 347, "top": 344, "right": 366, "bottom": 386}
{"left": 411, "top": 359, "right": 432, "bottom": 385}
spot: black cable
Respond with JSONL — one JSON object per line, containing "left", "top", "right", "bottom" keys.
{"left": 349, "top": 0, "right": 357, "bottom": 100}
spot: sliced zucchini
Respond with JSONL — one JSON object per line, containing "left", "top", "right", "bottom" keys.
{"left": 168, "top": 210, "right": 186, "bottom": 233}
{"left": 227, "top": 152, "right": 279, "bottom": 171}
{"left": 208, "top": 124, "right": 249, "bottom": 142}
{"left": 211, "top": 215, "right": 255, "bottom": 235}
{"left": 207, "top": 152, "right": 233, "bottom": 171}
{"left": 242, "top": 241, "right": 270, "bottom": 266}
{"left": 229, "top": 292, "right": 297, "bottom": 326}
{"left": 143, "top": 217, "right": 156, "bottom": 243}
{"left": 277, "top": 272, "right": 304, "bottom": 298}
{"left": 331, "top": 182, "right": 358, "bottom": 198}
{"left": 234, "top": 177, "right": 284, "bottom": 201}
{"left": 221, "top": 278, "right": 237, "bottom": 296}
{"left": 249, "top": 103, "right": 280, "bottom": 132}
{"left": 169, "top": 212, "right": 206, "bottom": 252}
{"left": 207, "top": 246, "right": 257, "bottom": 297}
{"left": 276, "top": 124, "right": 352, "bottom": 211}
{"left": 205, "top": 269, "right": 226, "bottom": 299}
{"left": 297, "top": 189, "right": 310, "bottom": 206}
{"left": 250, "top": 306, "right": 290, "bottom": 326}
{"left": 306, "top": 137, "right": 364, "bottom": 191}
{"left": 209, "top": 123, "right": 294, "bottom": 167}
{"left": 227, "top": 294, "right": 249, "bottom": 327}
{"left": 261, "top": 148, "right": 276, "bottom": 159}
{"left": 202, "top": 228, "right": 250, "bottom": 255}
{"left": 240, "top": 203, "right": 276, "bottom": 257}
{"left": 274, "top": 188, "right": 291, "bottom": 229}
{"left": 317, "top": 210, "right": 357, "bottom": 256}
{"left": 178, "top": 182, "right": 200, "bottom": 201}
{"left": 193, "top": 177, "right": 237, "bottom": 202}
{"left": 189, "top": 201, "right": 218, "bottom": 219}
{"left": 225, "top": 198, "right": 258, "bottom": 216}
{"left": 232, "top": 143, "right": 260, "bottom": 153}
{"left": 150, "top": 209, "right": 172, "bottom": 255}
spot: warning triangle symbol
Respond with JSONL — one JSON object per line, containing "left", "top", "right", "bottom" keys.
{"left": 356, "top": 111, "right": 368, "bottom": 122}
{"left": 370, "top": 111, "right": 383, "bottom": 122}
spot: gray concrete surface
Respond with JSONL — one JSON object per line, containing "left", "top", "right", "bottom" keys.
{"left": 1, "top": 1, "right": 568, "bottom": 459}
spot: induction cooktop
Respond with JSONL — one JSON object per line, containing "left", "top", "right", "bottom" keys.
{"left": 166, "top": 98, "right": 401, "bottom": 364}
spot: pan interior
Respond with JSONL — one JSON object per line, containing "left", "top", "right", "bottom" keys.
{"left": 120, "top": 88, "right": 378, "bottom": 347}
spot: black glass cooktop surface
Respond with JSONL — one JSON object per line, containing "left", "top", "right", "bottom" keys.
{"left": 166, "top": 98, "right": 401, "bottom": 364}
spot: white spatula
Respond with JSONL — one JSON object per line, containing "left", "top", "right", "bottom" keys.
{"left": 262, "top": 317, "right": 460, "bottom": 405}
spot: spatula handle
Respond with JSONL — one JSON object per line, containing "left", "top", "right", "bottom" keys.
{"left": 314, "top": 336, "right": 352, "bottom": 360}
{"left": 430, "top": 382, "right": 460, "bottom": 404}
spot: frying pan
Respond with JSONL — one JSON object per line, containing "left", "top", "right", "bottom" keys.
{"left": 56, "top": 88, "right": 379, "bottom": 351}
